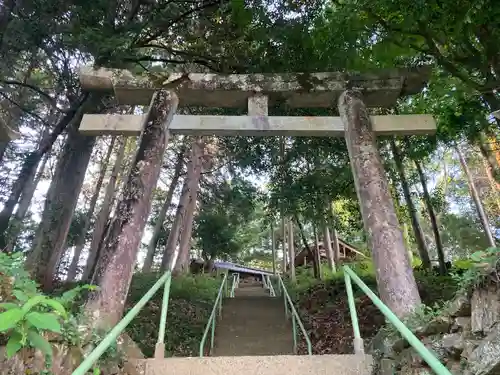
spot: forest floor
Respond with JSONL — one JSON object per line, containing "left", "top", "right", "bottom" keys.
{"left": 125, "top": 273, "right": 220, "bottom": 357}
{"left": 292, "top": 268, "right": 460, "bottom": 354}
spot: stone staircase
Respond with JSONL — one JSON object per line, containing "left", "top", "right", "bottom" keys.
{"left": 134, "top": 279, "right": 373, "bottom": 375}
{"left": 212, "top": 282, "right": 293, "bottom": 356}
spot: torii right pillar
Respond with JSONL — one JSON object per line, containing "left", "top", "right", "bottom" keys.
{"left": 338, "top": 89, "right": 421, "bottom": 319}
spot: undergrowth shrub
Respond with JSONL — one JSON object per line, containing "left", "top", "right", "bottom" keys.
{"left": 0, "top": 252, "right": 115, "bottom": 374}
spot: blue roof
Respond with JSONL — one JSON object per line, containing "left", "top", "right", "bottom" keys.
{"left": 213, "top": 261, "right": 273, "bottom": 276}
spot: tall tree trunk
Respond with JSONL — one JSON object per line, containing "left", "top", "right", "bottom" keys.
{"left": 478, "top": 133, "right": 500, "bottom": 187}
{"left": 313, "top": 224, "right": 322, "bottom": 280}
{"left": 390, "top": 138, "right": 431, "bottom": 269}
{"left": 174, "top": 189, "right": 197, "bottom": 273}
{"left": 323, "top": 225, "right": 336, "bottom": 272}
{"left": 86, "top": 218, "right": 112, "bottom": 283}
{"left": 142, "top": 145, "right": 186, "bottom": 272}
{"left": 82, "top": 137, "right": 127, "bottom": 282}
{"left": 279, "top": 136, "right": 287, "bottom": 273}
{"left": 294, "top": 214, "right": 318, "bottom": 278}
{"left": 160, "top": 143, "right": 200, "bottom": 271}
{"left": 480, "top": 151, "right": 500, "bottom": 212}
{"left": 14, "top": 152, "right": 49, "bottom": 222}
{"left": 0, "top": 94, "right": 89, "bottom": 250}
{"left": 26, "top": 96, "right": 102, "bottom": 290}
{"left": 174, "top": 139, "right": 203, "bottom": 273}
{"left": 328, "top": 208, "right": 341, "bottom": 266}
{"left": 330, "top": 226, "right": 341, "bottom": 267}
{"left": 5, "top": 151, "right": 49, "bottom": 252}
{"left": 159, "top": 176, "right": 189, "bottom": 272}
{"left": 281, "top": 216, "right": 287, "bottom": 272}
{"left": 85, "top": 90, "right": 178, "bottom": 326}
{"left": 271, "top": 222, "right": 276, "bottom": 274}
{"left": 339, "top": 90, "right": 421, "bottom": 318}
{"left": 66, "top": 137, "right": 116, "bottom": 281}
{"left": 456, "top": 146, "right": 497, "bottom": 247}
{"left": 287, "top": 219, "right": 295, "bottom": 281}
{"left": 413, "top": 158, "right": 447, "bottom": 275}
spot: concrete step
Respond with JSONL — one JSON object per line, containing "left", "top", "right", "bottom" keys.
{"left": 234, "top": 286, "right": 269, "bottom": 297}
{"left": 214, "top": 297, "right": 292, "bottom": 356}
{"left": 135, "top": 355, "right": 373, "bottom": 375}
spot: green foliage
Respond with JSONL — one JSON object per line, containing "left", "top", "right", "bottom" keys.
{"left": 451, "top": 247, "right": 500, "bottom": 292}
{"left": 0, "top": 252, "right": 114, "bottom": 373}
{"left": 195, "top": 177, "right": 261, "bottom": 260}
{"left": 126, "top": 273, "right": 221, "bottom": 357}
{"left": 287, "top": 258, "right": 459, "bottom": 306}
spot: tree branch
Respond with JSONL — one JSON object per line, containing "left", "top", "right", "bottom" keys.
{"left": 0, "top": 91, "right": 50, "bottom": 128}
{"left": 140, "top": 0, "right": 222, "bottom": 46}
{"left": 0, "top": 79, "right": 61, "bottom": 110}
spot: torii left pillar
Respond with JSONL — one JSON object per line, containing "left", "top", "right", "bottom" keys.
{"left": 85, "top": 90, "right": 178, "bottom": 340}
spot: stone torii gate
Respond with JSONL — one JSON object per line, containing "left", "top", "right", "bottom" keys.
{"left": 79, "top": 67, "right": 435, "bottom": 321}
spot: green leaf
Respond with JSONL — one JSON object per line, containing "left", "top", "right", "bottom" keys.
{"left": 13, "top": 290, "right": 29, "bottom": 302}
{"left": 59, "top": 289, "right": 80, "bottom": 304}
{"left": 26, "top": 312, "right": 62, "bottom": 333}
{"left": 6, "top": 332, "right": 24, "bottom": 359}
{"left": 27, "top": 331, "right": 52, "bottom": 356}
{"left": 0, "top": 308, "right": 24, "bottom": 332}
{"left": 41, "top": 299, "right": 68, "bottom": 318}
{"left": 21, "top": 295, "right": 47, "bottom": 313}
{"left": 0, "top": 302, "right": 20, "bottom": 310}
{"left": 470, "top": 251, "right": 485, "bottom": 262}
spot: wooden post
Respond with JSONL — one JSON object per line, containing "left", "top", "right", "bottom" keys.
{"left": 338, "top": 89, "right": 421, "bottom": 318}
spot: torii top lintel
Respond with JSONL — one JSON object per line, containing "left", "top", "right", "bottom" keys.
{"left": 78, "top": 66, "right": 431, "bottom": 109}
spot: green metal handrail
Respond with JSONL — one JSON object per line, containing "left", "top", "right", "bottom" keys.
{"left": 230, "top": 272, "right": 239, "bottom": 297}
{"left": 199, "top": 272, "right": 229, "bottom": 356}
{"left": 264, "top": 274, "right": 276, "bottom": 297}
{"left": 72, "top": 271, "right": 173, "bottom": 375}
{"left": 276, "top": 274, "right": 312, "bottom": 355}
{"left": 343, "top": 265, "right": 452, "bottom": 375}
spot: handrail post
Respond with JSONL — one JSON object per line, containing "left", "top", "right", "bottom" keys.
{"left": 219, "top": 289, "right": 223, "bottom": 317}
{"left": 225, "top": 271, "right": 229, "bottom": 297}
{"left": 292, "top": 315, "right": 297, "bottom": 354}
{"left": 154, "top": 276, "right": 172, "bottom": 358}
{"left": 281, "top": 277, "right": 289, "bottom": 319}
{"left": 210, "top": 317, "right": 215, "bottom": 351}
{"left": 199, "top": 273, "right": 228, "bottom": 357}
{"left": 277, "top": 274, "right": 313, "bottom": 355}
{"left": 344, "top": 271, "right": 364, "bottom": 354}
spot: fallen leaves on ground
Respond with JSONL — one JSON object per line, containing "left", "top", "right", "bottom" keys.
{"left": 296, "top": 287, "right": 385, "bottom": 355}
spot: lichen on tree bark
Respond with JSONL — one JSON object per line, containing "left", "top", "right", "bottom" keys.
{"left": 338, "top": 89, "right": 421, "bottom": 318}
{"left": 85, "top": 90, "right": 178, "bottom": 326}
